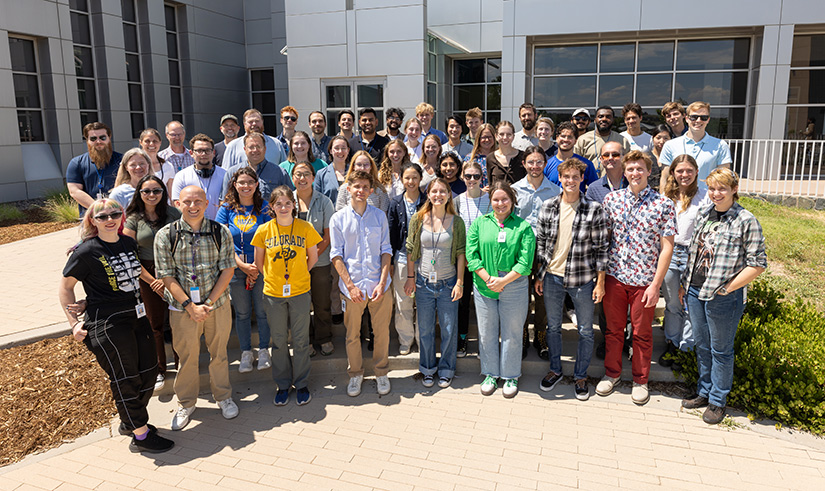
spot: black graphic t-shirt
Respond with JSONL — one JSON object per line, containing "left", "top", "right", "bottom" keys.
{"left": 63, "top": 236, "right": 142, "bottom": 317}
{"left": 689, "top": 208, "right": 727, "bottom": 288}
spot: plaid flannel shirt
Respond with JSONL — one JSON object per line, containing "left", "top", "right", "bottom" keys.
{"left": 534, "top": 195, "right": 609, "bottom": 288}
{"left": 682, "top": 202, "right": 767, "bottom": 301}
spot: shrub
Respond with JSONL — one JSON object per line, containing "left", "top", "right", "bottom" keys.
{"left": 0, "top": 204, "right": 25, "bottom": 222}
{"left": 672, "top": 279, "right": 825, "bottom": 434}
{"left": 43, "top": 191, "right": 79, "bottom": 223}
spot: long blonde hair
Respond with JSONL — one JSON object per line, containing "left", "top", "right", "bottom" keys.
{"left": 413, "top": 178, "right": 456, "bottom": 222}
{"left": 663, "top": 154, "right": 699, "bottom": 214}
{"left": 116, "top": 148, "right": 152, "bottom": 186}
{"left": 378, "top": 139, "right": 410, "bottom": 187}
{"left": 346, "top": 150, "right": 383, "bottom": 191}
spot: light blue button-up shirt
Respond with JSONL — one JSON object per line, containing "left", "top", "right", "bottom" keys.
{"left": 221, "top": 134, "right": 286, "bottom": 170}
{"left": 512, "top": 176, "right": 561, "bottom": 231}
{"left": 659, "top": 133, "right": 732, "bottom": 183}
{"left": 329, "top": 204, "right": 392, "bottom": 299}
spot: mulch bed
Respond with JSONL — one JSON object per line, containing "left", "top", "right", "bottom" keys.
{"left": 0, "top": 207, "right": 76, "bottom": 245}
{"left": 0, "top": 336, "right": 115, "bottom": 467}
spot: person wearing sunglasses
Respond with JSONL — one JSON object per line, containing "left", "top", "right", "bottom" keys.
{"left": 658, "top": 101, "right": 732, "bottom": 186}
{"left": 60, "top": 198, "right": 174, "bottom": 453}
{"left": 67, "top": 122, "right": 123, "bottom": 214}
{"left": 276, "top": 106, "right": 300, "bottom": 155}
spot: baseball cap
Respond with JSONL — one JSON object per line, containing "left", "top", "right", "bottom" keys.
{"left": 220, "top": 114, "right": 239, "bottom": 125}
{"left": 572, "top": 108, "right": 591, "bottom": 118}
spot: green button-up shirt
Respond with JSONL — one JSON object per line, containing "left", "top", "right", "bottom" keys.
{"left": 466, "top": 212, "right": 535, "bottom": 299}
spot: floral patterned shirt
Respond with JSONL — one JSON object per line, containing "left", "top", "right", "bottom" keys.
{"left": 602, "top": 186, "right": 676, "bottom": 287}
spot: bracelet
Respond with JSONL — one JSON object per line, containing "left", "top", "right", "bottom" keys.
{"left": 456, "top": 284, "right": 464, "bottom": 288}
{"left": 407, "top": 276, "right": 415, "bottom": 278}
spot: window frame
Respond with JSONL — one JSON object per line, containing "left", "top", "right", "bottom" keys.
{"left": 9, "top": 35, "right": 46, "bottom": 143}
{"left": 321, "top": 78, "right": 387, "bottom": 137}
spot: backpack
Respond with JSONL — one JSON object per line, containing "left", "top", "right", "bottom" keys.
{"left": 169, "top": 219, "right": 223, "bottom": 256}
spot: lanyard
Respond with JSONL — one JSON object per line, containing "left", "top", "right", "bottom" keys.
{"left": 274, "top": 218, "right": 295, "bottom": 281}
{"left": 236, "top": 208, "right": 256, "bottom": 255}
{"left": 428, "top": 211, "right": 447, "bottom": 266}
{"left": 96, "top": 167, "right": 105, "bottom": 197}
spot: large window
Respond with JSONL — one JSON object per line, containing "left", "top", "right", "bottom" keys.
{"left": 123, "top": 0, "right": 144, "bottom": 138}
{"left": 250, "top": 69, "right": 277, "bottom": 132}
{"left": 787, "top": 34, "right": 825, "bottom": 139}
{"left": 69, "top": 0, "right": 98, "bottom": 127}
{"left": 322, "top": 80, "right": 385, "bottom": 136}
{"left": 452, "top": 58, "right": 501, "bottom": 125}
{"left": 532, "top": 39, "right": 751, "bottom": 138}
{"left": 165, "top": 4, "right": 183, "bottom": 122}
{"left": 9, "top": 37, "right": 44, "bottom": 142}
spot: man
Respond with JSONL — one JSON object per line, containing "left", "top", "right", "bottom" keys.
{"left": 308, "top": 111, "right": 332, "bottom": 163}
{"left": 348, "top": 108, "right": 389, "bottom": 162}
{"left": 416, "top": 102, "right": 448, "bottom": 145}
{"left": 543, "top": 122, "right": 599, "bottom": 192}
{"left": 172, "top": 134, "right": 227, "bottom": 220}
{"left": 513, "top": 103, "right": 539, "bottom": 151}
{"left": 66, "top": 122, "right": 122, "bottom": 213}
{"left": 571, "top": 108, "right": 591, "bottom": 136}
{"left": 513, "top": 146, "right": 561, "bottom": 360}
{"left": 620, "top": 103, "right": 652, "bottom": 153}
{"left": 337, "top": 110, "right": 355, "bottom": 139}
{"left": 214, "top": 114, "right": 240, "bottom": 168}
{"left": 574, "top": 106, "right": 632, "bottom": 170}
{"left": 222, "top": 132, "right": 293, "bottom": 200}
{"left": 659, "top": 101, "right": 731, "bottom": 189}
{"left": 159, "top": 121, "right": 195, "bottom": 173}
{"left": 662, "top": 101, "right": 687, "bottom": 138}
{"left": 596, "top": 150, "right": 676, "bottom": 406}
{"left": 465, "top": 107, "right": 483, "bottom": 144}
{"left": 329, "top": 171, "right": 393, "bottom": 397}
{"left": 377, "top": 107, "right": 405, "bottom": 140}
{"left": 221, "top": 109, "right": 287, "bottom": 168}
{"left": 442, "top": 114, "right": 473, "bottom": 159}
{"left": 276, "top": 106, "right": 299, "bottom": 155}
{"left": 536, "top": 117, "right": 557, "bottom": 158}
{"left": 154, "top": 185, "right": 238, "bottom": 430}
{"left": 535, "top": 158, "right": 609, "bottom": 401}
{"left": 586, "top": 141, "right": 627, "bottom": 204}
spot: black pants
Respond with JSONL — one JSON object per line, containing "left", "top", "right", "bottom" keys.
{"left": 309, "top": 264, "right": 334, "bottom": 345}
{"left": 457, "top": 266, "right": 473, "bottom": 337}
{"left": 84, "top": 309, "right": 158, "bottom": 432}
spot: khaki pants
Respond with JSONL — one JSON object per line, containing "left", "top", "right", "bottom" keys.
{"left": 344, "top": 289, "right": 392, "bottom": 378}
{"left": 170, "top": 302, "right": 232, "bottom": 408}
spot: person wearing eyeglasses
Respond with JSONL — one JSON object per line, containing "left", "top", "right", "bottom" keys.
{"left": 171, "top": 134, "right": 228, "bottom": 220}
{"left": 658, "top": 101, "right": 732, "bottom": 186}
{"left": 221, "top": 109, "right": 287, "bottom": 168}
{"left": 109, "top": 148, "right": 152, "bottom": 209}
{"left": 67, "top": 122, "right": 123, "bottom": 214}
{"left": 159, "top": 121, "right": 195, "bottom": 173}
{"left": 222, "top": 132, "right": 294, "bottom": 203}
{"left": 276, "top": 106, "right": 299, "bottom": 156}
{"left": 378, "top": 107, "right": 406, "bottom": 141}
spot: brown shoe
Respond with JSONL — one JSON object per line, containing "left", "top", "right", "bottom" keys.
{"left": 702, "top": 404, "right": 726, "bottom": 424}
{"left": 682, "top": 393, "right": 709, "bottom": 409}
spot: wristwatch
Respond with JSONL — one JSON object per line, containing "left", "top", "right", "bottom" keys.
{"left": 204, "top": 298, "right": 214, "bottom": 307}
{"left": 718, "top": 286, "right": 730, "bottom": 296}
{"left": 181, "top": 298, "right": 192, "bottom": 309}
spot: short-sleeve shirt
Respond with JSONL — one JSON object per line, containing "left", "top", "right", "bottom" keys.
{"left": 659, "top": 133, "right": 732, "bottom": 182}
{"left": 251, "top": 219, "right": 321, "bottom": 298}
{"left": 125, "top": 207, "right": 182, "bottom": 261}
{"left": 65, "top": 152, "right": 123, "bottom": 213}
{"left": 215, "top": 202, "right": 271, "bottom": 263}
{"left": 171, "top": 165, "right": 228, "bottom": 220}
{"left": 602, "top": 187, "right": 677, "bottom": 286}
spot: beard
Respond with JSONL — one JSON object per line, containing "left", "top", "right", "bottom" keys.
{"left": 522, "top": 119, "right": 535, "bottom": 131}
{"left": 89, "top": 144, "right": 113, "bottom": 169}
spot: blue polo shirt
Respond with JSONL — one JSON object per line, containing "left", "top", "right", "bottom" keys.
{"left": 543, "top": 153, "right": 599, "bottom": 193}
{"left": 659, "top": 133, "right": 732, "bottom": 183}
{"left": 66, "top": 151, "right": 123, "bottom": 213}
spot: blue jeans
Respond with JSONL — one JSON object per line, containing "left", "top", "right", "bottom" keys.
{"left": 415, "top": 273, "right": 459, "bottom": 378}
{"left": 229, "top": 268, "right": 269, "bottom": 351}
{"left": 662, "top": 245, "right": 693, "bottom": 350}
{"left": 542, "top": 274, "right": 595, "bottom": 380}
{"left": 475, "top": 275, "right": 528, "bottom": 380}
{"left": 686, "top": 286, "right": 745, "bottom": 407}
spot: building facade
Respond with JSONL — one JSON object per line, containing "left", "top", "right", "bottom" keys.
{"left": 1, "top": 0, "right": 823, "bottom": 202}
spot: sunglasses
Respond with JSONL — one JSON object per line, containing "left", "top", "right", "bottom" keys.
{"left": 573, "top": 116, "right": 590, "bottom": 121}
{"left": 94, "top": 211, "right": 123, "bottom": 221}
{"left": 140, "top": 188, "right": 164, "bottom": 196}
{"left": 687, "top": 114, "right": 710, "bottom": 122}
{"left": 601, "top": 152, "right": 622, "bottom": 158}
{"left": 282, "top": 115, "right": 297, "bottom": 122}
{"left": 463, "top": 174, "right": 481, "bottom": 181}
{"left": 192, "top": 148, "right": 213, "bottom": 154}
{"left": 87, "top": 135, "right": 108, "bottom": 142}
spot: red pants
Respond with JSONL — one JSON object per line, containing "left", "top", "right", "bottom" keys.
{"left": 603, "top": 275, "right": 654, "bottom": 384}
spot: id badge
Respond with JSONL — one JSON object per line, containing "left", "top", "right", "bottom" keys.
{"left": 428, "top": 271, "right": 437, "bottom": 283}
{"left": 497, "top": 231, "right": 507, "bottom": 243}
{"left": 283, "top": 284, "right": 291, "bottom": 297}
{"left": 341, "top": 299, "right": 347, "bottom": 313}
{"left": 242, "top": 253, "right": 250, "bottom": 263}
{"left": 135, "top": 302, "right": 146, "bottom": 318}
{"left": 189, "top": 287, "right": 201, "bottom": 304}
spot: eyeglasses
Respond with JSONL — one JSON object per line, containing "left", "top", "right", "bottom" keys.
{"left": 87, "top": 135, "right": 108, "bottom": 142}
{"left": 573, "top": 116, "right": 590, "bottom": 122}
{"left": 687, "top": 114, "right": 710, "bottom": 122}
{"left": 463, "top": 174, "right": 481, "bottom": 181}
{"left": 192, "top": 148, "right": 213, "bottom": 154}
{"left": 94, "top": 211, "right": 123, "bottom": 221}
{"left": 293, "top": 172, "right": 312, "bottom": 179}
{"left": 601, "top": 152, "right": 622, "bottom": 158}
{"left": 282, "top": 115, "right": 297, "bottom": 122}
{"left": 140, "top": 188, "right": 164, "bottom": 196}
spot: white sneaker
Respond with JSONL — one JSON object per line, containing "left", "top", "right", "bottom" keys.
{"left": 239, "top": 350, "right": 254, "bottom": 373}
{"left": 171, "top": 405, "right": 195, "bottom": 430}
{"left": 399, "top": 345, "right": 411, "bottom": 355}
{"left": 154, "top": 373, "right": 165, "bottom": 391}
{"left": 595, "top": 376, "right": 620, "bottom": 397}
{"left": 632, "top": 382, "right": 650, "bottom": 405}
{"left": 218, "top": 398, "right": 239, "bottom": 419}
{"left": 347, "top": 375, "right": 363, "bottom": 397}
{"left": 502, "top": 378, "right": 519, "bottom": 399}
{"left": 257, "top": 349, "right": 271, "bottom": 370}
{"left": 376, "top": 375, "right": 391, "bottom": 395}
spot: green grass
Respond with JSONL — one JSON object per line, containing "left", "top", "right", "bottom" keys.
{"left": 42, "top": 188, "right": 72, "bottom": 201}
{"left": 740, "top": 196, "right": 825, "bottom": 311}
{"left": 0, "top": 204, "right": 25, "bottom": 222}
{"left": 42, "top": 193, "right": 79, "bottom": 223}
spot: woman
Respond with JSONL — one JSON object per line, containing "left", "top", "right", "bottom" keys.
{"left": 314, "top": 135, "right": 350, "bottom": 204}
{"left": 453, "top": 161, "right": 491, "bottom": 357}
{"left": 378, "top": 139, "right": 411, "bottom": 199}
{"left": 489, "top": 121, "right": 526, "bottom": 186}
{"left": 124, "top": 175, "right": 181, "bottom": 390}
{"left": 438, "top": 152, "right": 466, "bottom": 197}
{"left": 388, "top": 162, "right": 426, "bottom": 355}
{"left": 405, "top": 178, "right": 466, "bottom": 388}
{"left": 252, "top": 186, "right": 322, "bottom": 406}
{"left": 139, "top": 128, "right": 174, "bottom": 191}
{"left": 280, "top": 130, "right": 327, "bottom": 181}
{"left": 110, "top": 148, "right": 150, "bottom": 208}
{"left": 404, "top": 118, "right": 424, "bottom": 163}
{"left": 680, "top": 168, "right": 766, "bottom": 424}
{"left": 650, "top": 124, "right": 672, "bottom": 191}
{"left": 536, "top": 117, "right": 557, "bottom": 159}
{"left": 464, "top": 123, "right": 497, "bottom": 189}
{"left": 59, "top": 199, "right": 174, "bottom": 453}
{"left": 216, "top": 167, "right": 272, "bottom": 373}
{"left": 419, "top": 134, "right": 442, "bottom": 192}
{"left": 466, "top": 181, "right": 535, "bottom": 398}
{"left": 335, "top": 150, "right": 389, "bottom": 213}
{"left": 292, "top": 162, "right": 336, "bottom": 356}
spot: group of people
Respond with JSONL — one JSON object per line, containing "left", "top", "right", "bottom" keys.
{"left": 59, "top": 98, "right": 767, "bottom": 455}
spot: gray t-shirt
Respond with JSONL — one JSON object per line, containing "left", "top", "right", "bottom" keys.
{"left": 417, "top": 222, "right": 456, "bottom": 281}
